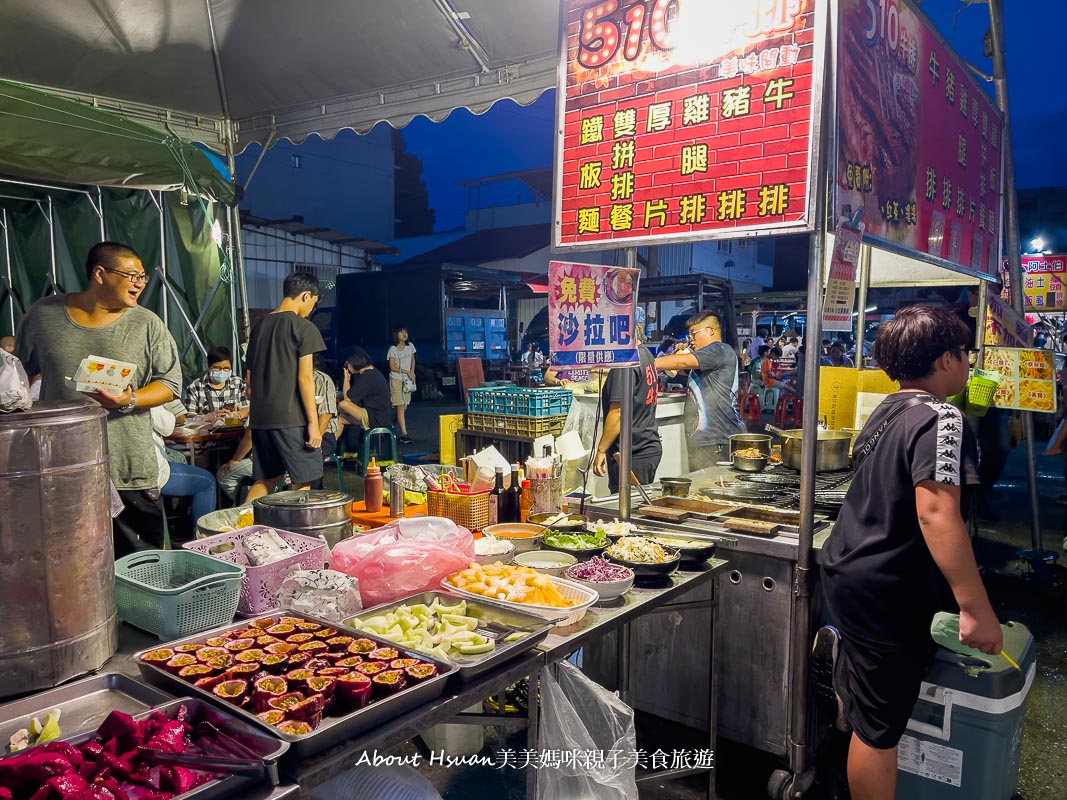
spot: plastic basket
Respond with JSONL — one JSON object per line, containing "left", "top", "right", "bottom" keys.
{"left": 115, "top": 550, "right": 244, "bottom": 640}
{"left": 181, "top": 526, "right": 327, "bottom": 616}
{"left": 966, "top": 370, "right": 1001, "bottom": 417}
{"left": 466, "top": 412, "right": 568, "bottom": 437}
{"left": 426, "top": 486, "right": 490, "bottom": 531}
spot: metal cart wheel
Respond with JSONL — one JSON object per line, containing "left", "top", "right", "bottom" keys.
{"left": 767, "top": 768, "right": 814, "bottom": 800}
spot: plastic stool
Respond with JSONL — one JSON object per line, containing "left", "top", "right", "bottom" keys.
{"left": 761, "top": 386, "right": 781, "bottom": 412}
{"left": 357, "top": 427, "right": 398, "bottom": 476}
{"left": 738, "top": 393, "right": 762, "bottom": 426}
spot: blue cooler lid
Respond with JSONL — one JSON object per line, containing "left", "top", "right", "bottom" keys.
{"left": 927, "top": 618, "right": 1035, "bottom": 700}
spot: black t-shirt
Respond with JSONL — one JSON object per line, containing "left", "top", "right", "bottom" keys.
{"left": 347, "top": 368, "right": 392, "bottom": 430}
{"left": 246, "top": 311, "right": 325, "bottom": 429}
{"left": 684, "top": 341, "right": 745, "bottom": 449}
{"left": 601, "top": 345, "right": 661, "bottom": 458}
{"left": 821, "top": 393, "right": 980, "bottom": 646}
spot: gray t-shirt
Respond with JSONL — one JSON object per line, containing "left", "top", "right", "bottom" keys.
{"left": 16, "top": 295, "right": 182, "bottom": 490}
{"left": 684, "top": 341, "right": 745, "bottom": 455}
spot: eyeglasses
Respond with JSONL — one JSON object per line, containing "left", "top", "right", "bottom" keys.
{"left": 687, "top": 325, "right": 712, "bottom": 337}
{"left": 103, "top": 267, "right": 148, "bottom": 286}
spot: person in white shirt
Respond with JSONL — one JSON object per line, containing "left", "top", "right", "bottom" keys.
{"left": 748, "top": 331, "right": 766, "bottom": 361}
{"left": 387, "top": 327, "right": 417, "bottom": 444}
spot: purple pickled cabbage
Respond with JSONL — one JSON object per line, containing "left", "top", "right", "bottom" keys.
{"left": 565, "top": 556, "right": 632, "bottom": 582}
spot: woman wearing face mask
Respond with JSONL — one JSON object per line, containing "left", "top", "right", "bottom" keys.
{"left": 184, "top": 344, "right": 249, "bottom": 422}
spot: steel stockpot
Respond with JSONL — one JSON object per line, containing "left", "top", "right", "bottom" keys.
{"left": 253, "top": 489, "right": 354, "bottom": 548}
{"left": 766, "top": 424, "right": 853, "bottom": 472}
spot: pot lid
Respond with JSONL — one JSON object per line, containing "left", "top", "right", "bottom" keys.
{"left": 0, "top": 399, "right": 106, "bottom": 429}
{"left": 254, "top": 489, "right": 352, "bottom": 508}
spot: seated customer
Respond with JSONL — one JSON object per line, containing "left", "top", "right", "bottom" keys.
{"left": 338, "top": 347, "right": 391, "bottom": 448}
{"left": 185, "top": 345, "right": 249, "bottom": 420}
{"left": 151, "top": 401, "right": 217, "bottom": 530}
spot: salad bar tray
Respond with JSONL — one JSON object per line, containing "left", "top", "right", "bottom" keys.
{"left": 134, "top": 612, "right": 455, "bottom": 758}
{"left": 0, "top": 672, "right": 174, "bottom": 753}
{"left": 345, "top": 591, "right": 552, "bottom": 681}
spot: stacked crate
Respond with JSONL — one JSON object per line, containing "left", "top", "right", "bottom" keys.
{"left": 465, "top": 387, "right": 572, "bottom": 437}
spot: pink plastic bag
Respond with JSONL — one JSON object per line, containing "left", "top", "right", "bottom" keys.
{"left": 328, "top": 517, "right": 474, "bottom": 607}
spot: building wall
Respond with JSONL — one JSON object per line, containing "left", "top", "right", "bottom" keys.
{"left": 235, "top": 127, "right": 396, "bottom": 244}
{"left": 241, "top": 226, "right": 372, "bottom": 309}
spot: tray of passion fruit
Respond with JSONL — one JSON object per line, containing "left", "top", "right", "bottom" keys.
{"left": 133, "top": 612, "right": 455, "bottom": 757}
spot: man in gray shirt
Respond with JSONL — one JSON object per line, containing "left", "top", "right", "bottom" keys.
{"left": 17, "top": 242, "right": 182, "bottom": 555}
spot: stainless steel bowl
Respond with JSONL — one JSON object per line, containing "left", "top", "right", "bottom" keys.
{"left": 729, "top": 433, "right": 772, "bottom": 456}
{"left": 659, "top": 477, "right": 692, "bottom": 498}
{"left": 732, "top": 454, "right": 769, "bottom": 472}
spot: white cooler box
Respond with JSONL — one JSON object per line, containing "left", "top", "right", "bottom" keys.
{"left": 895, "top": 620, "right": 1035, "bottom": 800}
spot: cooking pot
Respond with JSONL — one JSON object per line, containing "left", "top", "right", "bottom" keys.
{"left": 765, "top": 424, "right": 852, "bottom": 472}
{"left": 253, "top": 489, "right": 354, "bottom": 548}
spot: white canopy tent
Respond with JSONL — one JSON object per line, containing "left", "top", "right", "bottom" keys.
{"left": 0, "top": 0, "right": 560, "bottom": 153}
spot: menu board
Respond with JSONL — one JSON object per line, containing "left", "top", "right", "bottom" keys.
{"left": 835, "top": 0, "right": 1003, "bottom": 273}
{"left": 983, "top": 347, "right": 1057, "bottom": 413}
{"left": 548, "top": 260, "right": 640, "bottom": 368}
{"left": 983, "top": 292, "right": 1032, "bottom": 348}
{"left": 1000, "top": 254, "right": 1067, "bottom": 312}
{"left": 823, "top": 223, "right": 863, "bottom": 331}
{"left": 554, "top": 0, "right": 822, "bottom": 249}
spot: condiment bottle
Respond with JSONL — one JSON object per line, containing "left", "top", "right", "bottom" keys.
{"left": 389, "top": 474, "right": 403, "bottom": 517}
{"left": 488, "top": 466, "right": 505, "bottom": 525}
{"left": 519, "top": 479, "right": 532, "bottom": 523}
{"left": 508, "top": 464, "right": 523, "bottom": 522}
{"left": 364, "top": 457, "right": 383, "bottom": 513}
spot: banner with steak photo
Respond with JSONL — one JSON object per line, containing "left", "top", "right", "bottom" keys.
{"left": 834, "top": 0, "right": 1002, "bottom": 274}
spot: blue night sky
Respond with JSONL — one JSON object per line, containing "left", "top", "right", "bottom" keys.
{"left": 397, "top": 0, "right": 1066, "bottom": 233}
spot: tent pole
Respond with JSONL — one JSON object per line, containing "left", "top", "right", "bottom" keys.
{"left": 37, "top": 198, "right": 57, "bottom": 284}
{"left": 180, "top": 278, "right": 226, "bottom": 360}
{"left": 854, "top": 245, "right": 871, "bottom": 360}
{"left": 617, "top": 247, "right": 635, "bottom": 521}
{"left": 158, "top": 274, "right": 208, "bottom": 359}
{"left": 85, "top": 187, "right": 106, "bottom": 240}
{"left": 988, "top": 0, "right": 1048, "bottom": 566}
{"left": 148, "top": 191, "right": 169, "bottom": 328}
{"left": 1, "top": 210, "right": 12, "bottom": 333}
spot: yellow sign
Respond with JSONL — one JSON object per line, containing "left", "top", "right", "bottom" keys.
{"left": 983, "top": 348, "right": 1057, "bottom": 413}
{"left": 983, "top": 293, "right": 1031, "bottom": 348}
{"left": 817, "top": 367, "right": 900, "bottom": 431}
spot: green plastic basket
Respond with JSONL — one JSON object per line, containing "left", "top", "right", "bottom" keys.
{"left": 965, "top": 369, "right": 1001, "bottom": 417}
{"left": 115, "top": 550, "right": 245, "bottom": 640}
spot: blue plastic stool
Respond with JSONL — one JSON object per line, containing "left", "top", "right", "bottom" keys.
{"left": 357, "top": 427, "right": 398, "bottom": 475}
{"left": 762, "top": 386, "right": 781, "bottom": 412}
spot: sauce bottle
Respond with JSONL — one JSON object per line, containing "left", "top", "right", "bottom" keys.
{"left": 489, "top": 466, "right": 505, "bottom": 526}
{"left": 508, "top": 464, "right": 523, "bottom": 522}
{"left": 519, "top": 479, "right": 532, "bottom": 523}
{"left": 364, "top": 457, "right": 383, "bottom": 513}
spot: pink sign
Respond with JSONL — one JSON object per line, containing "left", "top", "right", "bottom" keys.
{"left": 548, "top": 260, "right": 640, "bottom": 368}
{"left": 835, "top": 0, "right": 1003, "bottom": 274}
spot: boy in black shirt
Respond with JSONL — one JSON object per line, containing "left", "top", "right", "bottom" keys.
{"left": 819, "top": 305, "right": 1003, "bottom": 800}
{"left": 244, "top": 271, "right": 325, "bottom": 501}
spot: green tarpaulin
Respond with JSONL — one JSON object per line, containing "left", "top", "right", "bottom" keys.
{"left": 0, "top": 80, "right": 234, "bottom": 203}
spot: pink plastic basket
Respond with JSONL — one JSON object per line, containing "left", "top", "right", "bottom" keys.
{"left": 182, "top": 525, "right": 327, "bottom": 615}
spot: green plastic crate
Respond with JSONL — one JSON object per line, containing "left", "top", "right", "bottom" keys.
{"left": 115, "top": 550, "right": 245, "bottom": 640}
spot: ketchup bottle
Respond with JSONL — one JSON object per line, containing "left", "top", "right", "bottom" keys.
{"left": 364, "top": 457, "right": 383, "bottom": 513}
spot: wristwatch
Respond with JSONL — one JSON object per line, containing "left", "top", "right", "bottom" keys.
{"left": 118, "top": 392, "right": 138, "bottom": 414}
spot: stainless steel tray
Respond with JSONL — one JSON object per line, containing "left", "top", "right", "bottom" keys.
{"left": 1, "top": 694, "right": 288, "bottom": 798}
{"left": 343, "top": 591, "right": 552, "bottom": 681}
{"left": 0, "top": 672, "right": 173, "bottom": 750}
{"left": 134, "top": 612, "right": 455, "bottom": 759}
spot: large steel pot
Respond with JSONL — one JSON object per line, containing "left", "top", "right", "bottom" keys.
{"left": 0, "top": 402, "right": 116, "bottom": 698}
{"left": 253, "top": 489, "right": 354, "bottom": 548}
{"left": 766, "top": 424, "right": 853, "bottom": 471}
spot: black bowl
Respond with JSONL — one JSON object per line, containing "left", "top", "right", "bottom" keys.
{"left": 648, "top": 536, "right": 717, "bottom": 564}
{"left": 603, "top": 547, "right": 681, "bottom": 578}
{"left": 541, "top": 532, "right": 610, "bottom": 559}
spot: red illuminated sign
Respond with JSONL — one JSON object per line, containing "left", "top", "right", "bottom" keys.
{"left": 834, "top": 0, "right": 1003, "bottom": 274}
{"left": 554, "top": 0, "right": 822, "bottom": 250}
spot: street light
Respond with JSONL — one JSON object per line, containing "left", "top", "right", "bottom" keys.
{"left": 1030, "top": 237, "right": 1045, "bottom": 253}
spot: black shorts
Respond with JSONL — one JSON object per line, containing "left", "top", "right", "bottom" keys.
{"left": 251, "top": 427, "right": 324, "bottom": 485}
{"left": 838, "top": 633, "right": 934, "bottom": 749}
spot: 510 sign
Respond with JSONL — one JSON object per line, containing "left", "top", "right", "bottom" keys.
{"left": 577, "top": 0, "right": 805, "bottom": 70}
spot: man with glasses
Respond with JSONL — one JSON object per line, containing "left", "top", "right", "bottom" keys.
{"left": 654, "top": 310, "right": 745, "bottom": 470}
{"left": 244, "top": 271, "right": 325, "bottom": 501}
{"left": 16, "top": 241, "right": 182, "bottom": 555}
